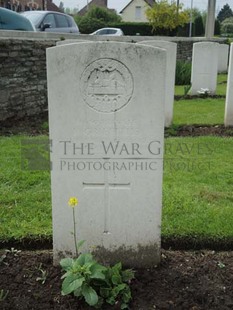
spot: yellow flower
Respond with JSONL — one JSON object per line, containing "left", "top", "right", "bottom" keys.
{"left": 68, "top": 197, "right": 78, "bottom": 207}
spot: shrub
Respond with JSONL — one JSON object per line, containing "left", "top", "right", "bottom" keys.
{"left": 109, "top": 22, "right": 153, "bottom": 35}
{"left": 75, "top": 6, "right": 121, "bottom": 34}
{"left": 221, "top": 22, "right": 233, "bottom": 35}
{"left": 175, "top": 61, "right": 191, "bottom": 85}
{"left": 194, "top": 15, "right": 204, "bottom": 36}
{"left": 87, "top": 6, "right": 121, "bottom": 23}
{"left": 77, "top": 16, "right": 105, "bottom": 33}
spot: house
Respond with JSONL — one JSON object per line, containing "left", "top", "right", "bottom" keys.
{"left": 0, "top": 0, "right": 61, "bottom": 12}
{"left": 120, "top": 0, "right": 155, "bottom": 22}
{"left": 78, "top": 0, "right": 109, "bottom": 16}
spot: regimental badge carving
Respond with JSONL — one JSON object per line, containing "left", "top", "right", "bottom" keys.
{"left": 81, "top": 58, "right": 134, "bottom": 113}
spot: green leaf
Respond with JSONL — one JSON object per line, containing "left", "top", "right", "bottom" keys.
{"left": 61, "top": 274, "right": 85, "bottom": 295}
{"left": 90, "top": 263, "right": 107, "bottom": 279}
{"left": 121, "top": 303, "right": 129, "bottom": 309}
{"left": 122, "top": 269, "right": 135, "bottom": 282}
{"left": 112, "top": 274, "right": 121, "bottom": 285}
{"left": 76, "top": 253, "right": 95, "bottom": 266}
{"left": 82, "top": 285, "right": 99, "bottom": 306}
{"left": 106, "top": 295, "right": 116, "bottom": 305}
{"left": 60, "top": 258, "right": 74, "bottom": 271}
{"left": 74, "top": 287, "right": 82, "bottom": 297}
{"left": 122, "top": 288, "right": 132, "bottom": 303}
{"left": 117, "top": 283, "right": 126, "bottom": 291}
{"left": 113, "top": 283, "right": 126, "bottom": 295}
{"left": 112, "top": 262, "right": 122, "bottom": 273}
{"left": 99, "top": 287, "right": 111, "bottom": 298}
{"left": 61, "top": 271, "right": 72, "bottom": 279}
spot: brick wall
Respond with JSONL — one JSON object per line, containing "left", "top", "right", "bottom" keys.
{"left": 0, "top": 35, "right": 226, "bottom": 122}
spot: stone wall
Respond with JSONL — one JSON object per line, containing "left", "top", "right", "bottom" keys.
{"left": 176, "top": 40, "right": 194, "bottom": 61}
{"left": 0, "top": 39, "right": 56, "bottom": 121}
{"left": 0, "top": 33, "right": 226, "bottom": 122}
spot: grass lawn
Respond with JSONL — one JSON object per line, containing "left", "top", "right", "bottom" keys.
{"left": 173, "top": 73, "right": 227, "bottom": 125}
{"left": 173, "top": 98, "right": 225, "bottom": 125}
{"left": 163, "top": 136, "right": 233, "bottom": 238}
{"left": 0, "top": 136, "right": 51, "bottom": 241}
{"left": 0, "top": 135, "right": 233, "bottom": 242}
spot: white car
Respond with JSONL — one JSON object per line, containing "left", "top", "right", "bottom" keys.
{"left": 90, "top": 27, "right": 124, "bottom": 36}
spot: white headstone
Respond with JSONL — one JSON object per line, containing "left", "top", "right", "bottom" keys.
{"left": 225, "top": 43, "right": 233, "bottom": 126}
{"left": 47, "top": 42, "right": 166, "bottom": 267}
{"left": 138, "top": 40, "right": 177, "bottom": 127}
{"left": 218, "top": 44, "right": 229, "bottom": 73}
{"left": 191, "top": 42, "right": 218, "bottom": 95}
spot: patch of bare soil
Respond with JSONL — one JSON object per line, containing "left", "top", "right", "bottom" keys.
{"left": 173, "top": 125, "right": 233, "bottom": 137}
{"left": 1, "top": 249, "right": 233, "bottom": 309}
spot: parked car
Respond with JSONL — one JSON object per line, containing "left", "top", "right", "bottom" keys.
{"left": 0, "top": 7, "right": 35, "bottom": 31}
{"left": 21, "top": 11, "right": 79, "bottom": 34}
{"left": 90, "top": 28, "right": 124, "bottom": 36}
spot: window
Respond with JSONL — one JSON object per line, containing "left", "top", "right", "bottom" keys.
{"left": 108, "top": 29, "right": 117, "bottom": 34}
{"left": 43, "top": 14, "right": 56, "bottom": 28}
{"left": 97, "top": 29, "right": 108, "bottom": 35}
{"left": 56, "top": 14, "right": 69, "bottom": 28}
{"left": 135, "top": 6, "right": 142, "bottom": 20}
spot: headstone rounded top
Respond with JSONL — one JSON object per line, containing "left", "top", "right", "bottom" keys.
{"left": 80, "top": 58, "right": 134, "bottom": 113}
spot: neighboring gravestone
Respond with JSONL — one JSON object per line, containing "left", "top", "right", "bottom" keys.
{"left": 225, "top": 43, "right": 233, "bottom": 126}
{"left": 47, "top": 42, "right": 166, "bottom": 267}
{"left": 191, "top": 42, "right": 218, "bottom": 95}
{"left": 218, "top": 44, "right": 229, "bottom": 73}
{"left": 138, "top": 40, "right": 177, "bottom": 127}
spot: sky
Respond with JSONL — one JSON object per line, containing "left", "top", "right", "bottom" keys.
{"left": 53, "top": 0, "right": 233, "bottom": 14}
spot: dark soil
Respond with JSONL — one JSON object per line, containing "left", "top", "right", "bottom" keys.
{"left": 1, "top": 113, "right": 233, "bottom": 137}
{"left": 1, "top": 249, "right": 233, "bottom": 309}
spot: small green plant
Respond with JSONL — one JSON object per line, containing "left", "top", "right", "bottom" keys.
{"left": 36, "top": 263, "right": 48, "bottom": 284}
{"left": 61, "top": 254, "right": 134, "bottom": 309}
{"left": 99, "top": 262, "right": 134, "bottom": 309}
{"left": 0, "top": 289, "right": 9, "bottom": 301}
{"left": 61, "top": 253, "right": 107, "bottom": 306}
{"left": 60, "top": 197, "right": 134, "bottom": 309}
{"left": 175, "top": 61, "right": 191, "bottom": 85}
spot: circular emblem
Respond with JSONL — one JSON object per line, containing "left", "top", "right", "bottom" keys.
{"left": 80, "top": 58, "right": 133, "bottom": 113}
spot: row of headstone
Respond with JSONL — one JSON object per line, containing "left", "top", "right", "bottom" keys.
{"left": 47, "top": 39, "right": 232, "bottom": 268}
{"left": 57, "top": 40, "right": 230, "bottom": 125}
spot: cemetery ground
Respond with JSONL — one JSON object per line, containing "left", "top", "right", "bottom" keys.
{"left": 1, "top": 74, "right": 233, "bottom": 309}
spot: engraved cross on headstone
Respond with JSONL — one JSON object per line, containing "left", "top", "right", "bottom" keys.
{"left": 83, "top": 181, "right": 130, "bottom": 234}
